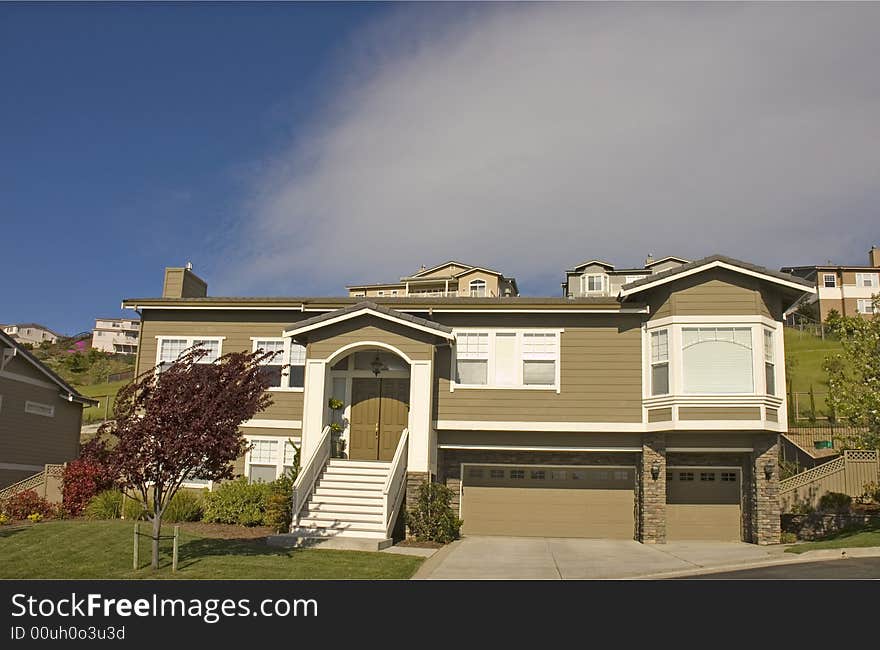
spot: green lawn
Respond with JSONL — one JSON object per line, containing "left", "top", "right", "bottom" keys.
{"left": 77, "top": 380, "right": 129, "bottom": 423}
{"left": 783, "top": 328, "right": 843, "bottom": 419}
{"left": 0, "top": 520, "right": 423, "bottom": 579}
{"left": 785, "top": 528, "right": 880, "bottom": 554}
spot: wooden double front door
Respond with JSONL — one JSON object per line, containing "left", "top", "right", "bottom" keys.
{"left": 349, "top": 378, "right": 410, "bottom": 461}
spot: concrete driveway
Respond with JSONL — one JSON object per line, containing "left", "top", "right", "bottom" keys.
{"left": 414, "top": 536, "right": 790, "bottom": 580}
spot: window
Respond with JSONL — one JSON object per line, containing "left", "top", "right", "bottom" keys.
{"left": 650, "top": 329, "right": 669, "bottom": 396}
{"left": 455, "top": 332, "right": 489, "bottom": 385}
{"left": 157, "top": 337, "right": 221, "bottom": 371}
{"left": 857, "top": 299, "right": 879, "bottom": 314}
{"left": 682, "top": 327, "right": 753, "bottom": 394}
{"left": 252, "top": 338, "right": 306, "bottom": 389}
{"left": 550, "top": 470, "right": 567, "bottom": 480}
{"left": 700, "top": 472, "right": 716, "bottom": 482}
{"left": 509, "top": 469, "right": 525, "bottom": 479}
{"left": 489, "top": 469, "right": 505, "bottom": 479}
{"left": 25, "top": 401, "right": 54, "bottom": 417}
{"left": 530, "top": 470, "right": 546, "bottom": 480}
{"left": 823, "top": 273, "right": 837, "bottom": 288}
{"left": 679, "top": 472, "right": 694, "bottom": 481}
{"left": 856, "top": 273, "right": 879, "bottom": 288}
{"left": 469, "top": 279, "right": 487, "bottom": 297}
{"left": 581, "top": 274, "right": 604, "bottom": 293}
{"left": 454, "top": 330, "right": 560, "bottom": 389}
{"left": 389, "top": 290, "right": 399, "bottom": 296}
{"left": 613, "top": 470, "right": 629, "bottom": 481}
{"left": 248, "top": 439, "right": 278, "bottom": 483}
{"left": 721, "top": 472, "right": 737, "bottom": 482}
{"left": 764, "top": 329, "right": 776, "bottom": 395}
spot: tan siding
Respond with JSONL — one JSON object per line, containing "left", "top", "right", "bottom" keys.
{"left": 456, "top": 270, "right": 500, "bottom": 296}
{"left": 0, "top": 376, "right": 83, "bottom": 468}
{"left": 307, "top": 316, "right": 437, "bottom": 361}
{"left": 181, "top": 271, "right": 207, "bottom": 298}
{"left": 162, "top": 269, "right": 184, "bottom": 298}
{"left": 648, "top": 408, "right": 673, "bottom": 423}
{"left": 258, "top": 392, "right": 304, "bottom": 421}
{"left": 240, "top": 426, "right": 301, "bottom": 438}
{"left": 438, "top": 431, "right": 643, "bottom": 447}
{"left": 647, "top": 268, "right": 777, "bottom": 319}
{"left": 2, "top": 349, "right": 56, "bottom": 384}
{"left": 678, "top": 407, "right": 762, "bottom": 421}
{"left": 666, "top": 432, "right": 758, "bottom": 448}
{"left": 435, "top": 315, "right": 643, "bottom": 423}
{"left": 766, "top": 408, "right": 778, "bottom": 423}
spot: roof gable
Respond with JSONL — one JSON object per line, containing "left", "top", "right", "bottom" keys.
{"left": 283, "top": 301, "right": 454, "bottom": 340}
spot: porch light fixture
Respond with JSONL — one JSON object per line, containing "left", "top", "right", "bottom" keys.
{"left": 763, "top": 462, "right": 774, "bottom": 481}
{"left": 369, "top": 354, "right": 387, "bottom": 377}
{"left": 650, "top": 460, "right": 661, "bottom": 481}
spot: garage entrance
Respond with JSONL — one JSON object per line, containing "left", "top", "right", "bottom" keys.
{"left": 666, "top": 467, "right": 742, "bottom": 541}
{"left": 460, "top": 464, "right": 636, "bottom": 538}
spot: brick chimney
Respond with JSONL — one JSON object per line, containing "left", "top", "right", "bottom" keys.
{"left": 870, "top": 246, "right": 880, "bottom": 268}
{"left": 163, "top": 264, "right": 208, "bottom": 298}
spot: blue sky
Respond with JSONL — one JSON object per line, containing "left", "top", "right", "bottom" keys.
{"left": 2, "top": 3, "right": 879, "bottom": 335}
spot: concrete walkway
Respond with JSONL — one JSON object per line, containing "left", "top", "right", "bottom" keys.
{"left": 413, "top": 536, "right": 880, "bottom": 580}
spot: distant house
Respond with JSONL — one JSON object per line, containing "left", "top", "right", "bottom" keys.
{"left": 91, "top": 317, "right": 140, "bottom": 355}
{"left": 561, "top": 255, "right": 691, "bottom": 297}
{"left": 782, "top": 246, "right": 880, "bottom": 321}
{"left": 0, "top": 330, "right": 98, "bottom": 489}
{"left": 1, "top": 323, "right": 62, "bottom": 347}
{"left": 346, "top": 261, "right": 519, "bottom": 298}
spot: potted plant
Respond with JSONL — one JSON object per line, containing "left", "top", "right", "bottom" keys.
{"left": 328, "top": 397, "right": 346, "bottom": 458}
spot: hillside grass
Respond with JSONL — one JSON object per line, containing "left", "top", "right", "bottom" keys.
{"left": 783, "top": 328, "right": 843, "bottom": 420}
{"left": 78, "top": 380, "right": 129, "bottom": 423}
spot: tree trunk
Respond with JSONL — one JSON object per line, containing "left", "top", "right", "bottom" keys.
{"left": 151, "top": 515, "right": 161, "bottom": 570}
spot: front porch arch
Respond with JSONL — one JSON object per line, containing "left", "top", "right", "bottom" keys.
{"left": 325, "top": 340, "right": 416, "bottom": 367}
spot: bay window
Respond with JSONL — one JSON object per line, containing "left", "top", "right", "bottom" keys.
{"left": 252, "top": 338, "right": 307, "bottom": 389}
{"left": 764, "top": 329, "right": 776, "bottom": 395}
{"left": 455, "top": 330, "right": 560, "bottom": 389}
{"left": 682, "top": 327, "right": 753, "bottom": 393}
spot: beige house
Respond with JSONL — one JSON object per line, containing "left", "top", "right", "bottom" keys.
{"left": 347, "top": 261, "right": 518, "bottom": 298}
{"left": 782, "top": 246, "right": 880, "bottom": 321}
{"left": 1, "top": 323, "right": 62, "bottom": 347}
{"left": 561, "top": 255, "right": 691, "bottom": 297}
{"left": 123, "top": 255, "right": 813, "bottom": 548}
{"left": 91, "top": 317, "right": 140, "bottom": 355}
{"left": 0, "top": 330, "right": 98, "bottom": 489}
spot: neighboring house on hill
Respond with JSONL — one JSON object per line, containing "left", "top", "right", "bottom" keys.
{"left": 91, "top": 317, "right": 140, "bottom": 355}
{"left": 122, "top": 256, "right": 813, "bottom": 547}
{"left": 561, "top": 255, "right": 691, "bottom": 297}
{"left": 781, "top": 246, "right": 880, "bottom": 320}
{"left": 2, "top": 323, "right": 62, "bottom": 347}
{"left": 0, "top": 330, "right": 98, "bottom": 489}
{"left": 346, "top": 261, "right": 519, "bottom": 298}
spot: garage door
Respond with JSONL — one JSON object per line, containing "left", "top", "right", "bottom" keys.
{"left": 666, "top": 468, "right": 742, "bottom": 541}
{"left": 461, "top": 465, "right": 635, "bottom": 538}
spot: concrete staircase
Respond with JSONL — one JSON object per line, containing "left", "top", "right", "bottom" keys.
{"left": 281, "top": 460, "right": 395, "bottom": 550}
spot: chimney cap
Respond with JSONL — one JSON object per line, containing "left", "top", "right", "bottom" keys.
{"left": 185, "top": 261, "right": 193, "bottom": 271}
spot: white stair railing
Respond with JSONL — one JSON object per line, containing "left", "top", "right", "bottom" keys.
{"left": 290, "top": 426, "right": 332, "bottom": 528}
{"left": 382, "top": 429, "right": 409, "bottom": 538}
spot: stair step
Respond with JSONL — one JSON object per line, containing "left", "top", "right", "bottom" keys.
{"left": 328, "top": 460, "right": 392, "bottom": 469}
{"left": 289, "top": 527, "right": 390, "bottom": 540}
{"left": 313, "top": 487, "right": 385, "bottom": 499}
{"left": 323, "top": 465, "right": 390, "bottom": 477}
{"left": 297, "top": 520, "right": 386, "bottom": 533}
{"left": 300, "top": 511, "right": 384, "bottom": 524}
{"left": 317, "top": 480, "right": 385, "bottom": 492}
{"left": 311, "top": 493, "right": 383, "bottom": 505}
{"left": 303, "top": 501, "right": 383, "bottom": 514}
{"left": 320, "top": 473, "right": 386, "bottom": 485}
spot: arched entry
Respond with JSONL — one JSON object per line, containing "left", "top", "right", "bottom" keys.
{"left": 327, "top": 347, "right": 411, "bottom": 462}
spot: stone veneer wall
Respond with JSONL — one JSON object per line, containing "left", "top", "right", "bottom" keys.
{"left": 639, "top": 433, "right": 666, "bottom": 543}
{"left": 750, "top": 434, "right": 781, "bottom": 545}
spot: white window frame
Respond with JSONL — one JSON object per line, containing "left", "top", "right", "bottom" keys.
{"left": 155, "top": 336, "right": 225, "bottom": 371}
{"left": 680, "top": 326, "right": 754, "bottom": 395}
{"left": 469, "top": 279, "right": 487, "bottom": 297}
{"left": 650, "top": 329, "right": 669, "bottom": 396}
{"left": 25, "top": 400, "right": 55, "bottom": 418}
{"left": 581, "top": 274, "right": 605, "bottom": 294}
{"left": 452, "top": 329, "right": 562, "bottom": 392}
{"left": 251, "top": 337, "right": 306, "bottom": 392}
{"left": 244, "top": 435, "right": 299, "bottom": 482}
{"left": 764, "top": 328, "right": 776, "bottom": 396}
{"left": 822, "top": 273, "right": 837, "bottom": 288}
{"left": 856, "top": 299, "right": 879, "bottom": 314}
{"left": 855, "top": 273, "right": 879, "bottom": 288}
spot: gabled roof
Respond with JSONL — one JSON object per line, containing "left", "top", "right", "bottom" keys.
{"left": 283, "top": 301, "right": 455, "bottom": 340}
{"left": 618, "top": 254, "right": 816, "bottom": 298}
{"left": 644, "top": 256, "right": 691, "bottom": 268}
{"left": 0, "top": 330, "right": 99, "bottom": 406}
{"left": 406, "top": 260, "right": 489, "bottom": 279}
{"left": 565, "top": 259, "right": 616, "bottom": 273}
{"left": 3, "top": 322, "right": 63, "bottom": 337}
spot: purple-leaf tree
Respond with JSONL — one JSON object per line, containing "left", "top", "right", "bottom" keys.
{"left": 101, "top": 345, "right": 274, "bottom": 569}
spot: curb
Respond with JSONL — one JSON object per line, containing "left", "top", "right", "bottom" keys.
{"left": 410, "top": 539, "right": 462, "bottom": 580}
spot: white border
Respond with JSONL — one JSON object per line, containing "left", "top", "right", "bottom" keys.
{"left": 283, "top": 306, "right": 454, "bottom": 340}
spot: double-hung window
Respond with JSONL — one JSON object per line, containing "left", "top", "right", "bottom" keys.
{"left": 252, "top": 338, "right": 306, "bottom": 389}
{"left": 650, "top": 330, "right": 669, "bottom": 396}
{"left": 856, "top": 299, "right": 879, "bottom": 315}
{"left": 469, "top": 279, "right": 487, "bottom": 297}
{"left": 763, "top": 329, "right": 776, "bottom": 396}
{"left": 455, "top": 331, "right": 560, "bottom": 389}
{"left": 856, "top": 273, "right": 878, "bottom": 288}
{"left": 682, "top": 327, "right": 753, "bottom": 393}
{"left": 157, "top": 336, "right": 222, "bottom": 371}
{"left": 248, "top": 439, "right": 278, "bottom": 483}
{"left": 581, "top": 274, "right": 605, "bottom": 294}
{"left": 823, "top": 273, "right": 837, "bottom": 288}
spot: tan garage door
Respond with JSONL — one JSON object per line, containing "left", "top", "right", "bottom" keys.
{"left": 666, "top": 468, "right": 742, "bottom": 541}
{"left": 461, "top": 465, "right": 635, "bottom": 538}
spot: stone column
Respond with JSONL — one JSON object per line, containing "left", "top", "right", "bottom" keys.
{"left": 751, "top": 434, "right": 781, "bottom": 545}
{"left": 639, "top": 433, "right": 667, "bottom": 544}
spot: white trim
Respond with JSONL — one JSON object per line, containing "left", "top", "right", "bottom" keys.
{"left": 666, "top": 448, "right": 753, "bottom": 453}
{"left": 283, "top": 307, "right": 455, "bottom": 340}
{"left": 24, "top": 400, "right": 54, "bottom": 417}
{"left": 440, "top": 444, "right": 641, "bottom": 452}
{"left": 435, "top": 420, "right": 645, "bottom": 432}
{"left": 243, "top": 434, "right": 300, "bottom": 483}
{"left": 648, "top": 314, "right": 780, "bottom": 328}
{"left": 241, "top": 419, "right": 302, "bottom": 430}
{"left": 667, "top": 465, "right": 743, "bottom": 470}
{"left": 618, "top": 260, "right": 816, "bottom": 297}
{"left": 0, "top": 462, "right": 44, "bottom": 472}
{"left": 128, "top": 304, "right": 650, "bottom": 315}
{"left": 250, "top": 336, "right": 306, "bottom": 390}
{"left": 0, "top": 370, "right": 58, "bottom": 391}
{"left": 320, "top": 340, "right": 416, "bottom": 366}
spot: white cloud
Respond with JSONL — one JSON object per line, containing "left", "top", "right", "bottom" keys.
{"left": 216, "top": 3, "right": 880, "bottom": 296}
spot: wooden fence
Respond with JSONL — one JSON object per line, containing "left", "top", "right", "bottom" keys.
{"left": 779, "top": 449, "right": 879, "bottom": 512}
{"left": 0, "top": 464, "right": 66, "bottom": 504}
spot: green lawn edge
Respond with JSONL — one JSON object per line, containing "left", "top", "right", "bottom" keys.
{"left": 784, "top": 529, "right": 880, "bottom": 554}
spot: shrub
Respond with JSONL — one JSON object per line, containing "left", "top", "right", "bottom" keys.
{"left": 818, "top": 491, "right": 852, "bottom": 513}
{"left": 26, "top": 513, "right": 43, "bottom": 523}
{"left": 790, "top": 502, "right": 815, "bottom": 515}
{"left": 202, "top": 478, "right": 272, "bottom": 526}
{"left": 860, "top": 481, "right": 880, "bottom": 504}
{"left": 61, "top": 438, "right": 118, "bottom": 517}
{"left": 84, "top": 490, "right": 123, "bottom": 520}
{"left": 2, "top": 490, "right": 56, "bottom": 520}
{"left": 123, "top": 494, "right": 148, "bottom": 521}
{"left": 0, "top": 513, "right": 10, "bottom": 525}
{"left": 780, "top": 531, "right": 797, "bottom": 544}
{"left": 164, "top": 490, "right": 204, "bottom": 523}
{"left": 405, "top": 481, "right": 462, "bottom": 544}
